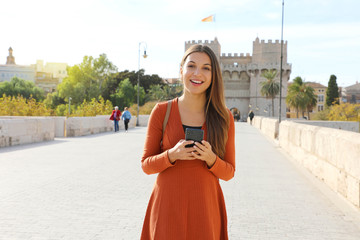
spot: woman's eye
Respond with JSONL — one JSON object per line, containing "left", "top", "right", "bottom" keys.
{"left": 204, "top": 67, "right": 211, "bottom": 71}
{"left": 188, "top": 65, "right": 195, "bottom": 68}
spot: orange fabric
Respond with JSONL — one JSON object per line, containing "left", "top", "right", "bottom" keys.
{"left": 141, "top": 98, "right": 235, "bottom": 240}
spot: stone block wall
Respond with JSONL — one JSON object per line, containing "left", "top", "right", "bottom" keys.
{"left": 279, "top": 120, "right": 360, "bottom": 208}
{"left": 0, "top": 117, "right": 55, "bottom": 147}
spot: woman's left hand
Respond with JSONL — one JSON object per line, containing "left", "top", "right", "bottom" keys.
{"left": 192, "top": 140, "right": 217, "bottom": 168}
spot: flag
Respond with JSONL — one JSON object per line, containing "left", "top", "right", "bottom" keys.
{"left": 201, "top": 15, "right": 214, "bottom": 22}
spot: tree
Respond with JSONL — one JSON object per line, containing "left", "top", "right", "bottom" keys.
{"left": 0, "top": 77, "right": 45, "bottom": 101}
{"left": 260, "top": 69, "right": 280, "bottom": 117}
{"left": 328, "top": 103, "right": 360, "bottom": 121}
{"left": 304, "top": 85, "right": 317, "bottom": 120}
{"left": 286, "top": 77, "right": 303, "bottom": 118}
{"left": 57, "top": 54, "right": 117, "bottom": 105}
{"left": 110, "top": 78, "right": 136, "bottom": 109}
{"left": 286, "top": 76, "right": 317, "bottom": 119}
{"left": 326, "top": 74, "right": 339, "bottom": 106}
{"left": 148, "top": 84, "right": 165, "bottom": 101}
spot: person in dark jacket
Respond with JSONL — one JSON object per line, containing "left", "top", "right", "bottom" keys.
{"left": 249, "top": 110, "right": 254, "bottom": 125}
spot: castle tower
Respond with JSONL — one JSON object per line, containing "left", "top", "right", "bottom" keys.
{"left": 249, "top": 37, "right": 291, "bottom": 118}
{"left": 252, "top": 37, "right": 288, "bottom": 64}
{"left": 185, "top": 38, "right": 221, "bottom": 60}
{"left": 6, "top": 47, "right": 16, "bottom": 65}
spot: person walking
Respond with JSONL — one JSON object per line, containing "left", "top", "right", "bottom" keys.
{"left": 121, "top": 107, "right": 132, "bottom": 132}
{"left": 109, "top": 106, "right": 121, "bottom": 132}
{"left": 140, "top": 44, "right": 235, "bottom": 240}
{"left": 249, "top": 110, "right": 255, "bottom": 125}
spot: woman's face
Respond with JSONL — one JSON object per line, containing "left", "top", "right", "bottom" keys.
{"left": 180, "top": 52, "right": 212, "bottom": 96}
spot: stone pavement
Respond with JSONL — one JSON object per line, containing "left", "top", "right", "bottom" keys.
{"left": 0, "top": 122, "right": 359, "bottom": 240}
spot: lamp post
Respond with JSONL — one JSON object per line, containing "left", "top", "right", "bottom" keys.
{"left": 68, "top": 97, "right": 72, "bottom": 116}
{"left": 279, "top": 0, "right": 285, "bottom": 123}
{"left": 136, "top": 42, "right": 148, "bottom": 126}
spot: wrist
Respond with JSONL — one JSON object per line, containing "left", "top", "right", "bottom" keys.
{"left": 167, "top": 149, "right": 176, "bottom": 163}
{"left": 207, "top": 154, "right": 216, "bottom": 168}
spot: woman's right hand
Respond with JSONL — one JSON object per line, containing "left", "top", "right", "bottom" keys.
{"left": 167, "top": 139, "right": 197, "bottom": 163}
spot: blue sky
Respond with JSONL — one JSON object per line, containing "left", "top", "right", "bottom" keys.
{"left": 1, "top": 0, "right": 359, "bottom": 87}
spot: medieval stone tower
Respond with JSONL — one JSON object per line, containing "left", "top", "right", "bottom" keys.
{"left": 185, "top": 37, "right": 292, "bottom": 119}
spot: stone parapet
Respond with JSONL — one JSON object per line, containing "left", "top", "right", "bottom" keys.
{"left": 250, "top": 116, "right": 360, "bottom": 208}
{"left": 250, "top": 116, "right": 279, "bottom": 139}
{"left": 279, "top": 120, "right": 360, "bottom": 208}
{"left": 0, "top": 117, "right": 55, "bottom": 147}
{"left": 0, "top": 115, "right": 138, "bottom": 147}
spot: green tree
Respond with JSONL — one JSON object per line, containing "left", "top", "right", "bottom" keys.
{"left": 110, "top": 78, "right": 136, "bottom": 109}
{"left": 0, "top": 77, "right": 45, "bottom": 101}
{"left": 326, "top": 74, "right": 339, "bottom": 106}
{"left": 286, "top": 77, "right": 303, "bottom": 118}
{"left": 148, "top": 84, "right": 165, "bottom": 101}
{"left": 286, "top": 77, "right": 317, "bottom": 119}
{"left": 57, "top": 54, "right": 117, "bottom": 105}
{"left": 304, "top": 85, "right": 317, "bottom": 120}
{"left": 260, "top": 70, "right": 280, "bottom": 117}
{"left": 43, "top": 91, "right": 66, "bottom": 109}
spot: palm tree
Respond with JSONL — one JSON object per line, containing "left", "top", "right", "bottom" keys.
{"left": 286, "top": 77, "right": 317, "bottom": 119}
{"left": 304, "top": 86, "right": 317, "bottom": 120}
{"left": 286, "top": 77, "right": 304, "bottom": 118}
{"left": 260, "top": 70, "right": 280, "bottom": 117}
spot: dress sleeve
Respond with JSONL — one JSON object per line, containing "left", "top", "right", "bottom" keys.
{"left": 141, "top": 103, "right": 175, "bottom": 175}
{"left": 209, "top": 110, "right": 235, "bottom": 181}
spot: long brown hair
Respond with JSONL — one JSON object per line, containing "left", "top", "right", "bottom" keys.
{"left": 180, "top": 44, "right": 230, "bottom": 158}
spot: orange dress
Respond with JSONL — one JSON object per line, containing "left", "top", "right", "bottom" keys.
{"left": 141, "top": 98, "right": 235, "bottom": 240}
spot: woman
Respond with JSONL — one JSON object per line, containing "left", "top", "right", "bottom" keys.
{"left": 109, "top": 106, "right": 121, "bottom": 132}
{"left": 121, "top": 107, "right": 132, "bottom": 132}
{"left": 140, "top": 44, "right": 235, "bottom": 240}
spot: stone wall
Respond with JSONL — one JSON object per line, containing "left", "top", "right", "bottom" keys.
{"left": 250, "top": 116, "right": 360, "bottom": 208}
{"left": 0, "top": 117, "right": 55, "bottom": 147}
{"left": 279, "top": 121, "right": 360, "bottom": 208}
{"left": 293, "top": 120, "right": 359, "bottom": 133}
{"left": 0, "top": 115, "right": 138, "bottom": 147}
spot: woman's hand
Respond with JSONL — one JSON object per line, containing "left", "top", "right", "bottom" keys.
{"left": 192, "top": 140, "right": 217, "bottom": 168}
{"left": 167, "top": 139, "right": 198, "bottom": 163}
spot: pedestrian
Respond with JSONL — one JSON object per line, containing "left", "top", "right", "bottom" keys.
{"left": 249, "top": 110, "right": 255, "bottom": 124}
{"left": 121, "top": 107, "right": 132, "bottom": 132}
{"left": 109, "top": 106, "right": 121, "bottom": 132}
{"left": 140, "top": 44, "right": 235, "bottom": 240}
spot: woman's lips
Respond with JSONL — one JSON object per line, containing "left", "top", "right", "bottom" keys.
{"left": 190, "top": 79, "right": 203, "bottom": 85}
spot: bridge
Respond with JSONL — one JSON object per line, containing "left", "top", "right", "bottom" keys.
{"left": 0, "top": 122, "right": 360, "bottom": 239}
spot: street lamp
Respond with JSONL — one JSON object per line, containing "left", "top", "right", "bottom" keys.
{"left": 68, "top": 97, "right": 72, "bottom": 116}
{"left": 279, "top": 0, "right": 285, "bottom": 123}
{"left": 137, "top": 42, "right": 148, "bottom": 126}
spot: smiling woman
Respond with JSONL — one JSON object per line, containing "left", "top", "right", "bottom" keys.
{"left": 140, "top": 44, "right": 235, "bottom": 240}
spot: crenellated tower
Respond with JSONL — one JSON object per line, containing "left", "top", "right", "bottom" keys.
{"left": 185, "top": 38, "right": 221, "bottom": 60}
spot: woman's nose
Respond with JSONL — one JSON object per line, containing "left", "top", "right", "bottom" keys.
{"left": 193, "top": 67, "right": 200, "bottom": 75}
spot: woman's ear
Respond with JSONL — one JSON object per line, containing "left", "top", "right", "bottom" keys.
{"left": 179, "top": 67, "right": 183, "bottom": 82}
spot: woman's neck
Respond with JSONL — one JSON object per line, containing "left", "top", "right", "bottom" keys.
{"left": 179, "top": 93, "right": 206, "bottom": 113}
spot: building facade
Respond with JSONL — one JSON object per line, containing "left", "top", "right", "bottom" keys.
{"left": 0, "top": 47, "right": 36, "bottom": 83}
{"left": 185, "top": 37, "right": 292, "bottom": 119}
{"left": 342, "top": 82, "right": 360, "bottom": 104}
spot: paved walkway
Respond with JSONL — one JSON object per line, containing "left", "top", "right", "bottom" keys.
{"left": 0, "top": 123, "right": 360, "bottom": 239}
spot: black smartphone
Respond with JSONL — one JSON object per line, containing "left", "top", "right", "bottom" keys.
{"left": 185, "top": 128, "right": 204, "bottom": 148}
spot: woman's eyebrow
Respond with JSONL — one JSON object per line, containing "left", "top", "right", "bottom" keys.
{"left": 188, "top": 61, "right": 211, "bottom": 66}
